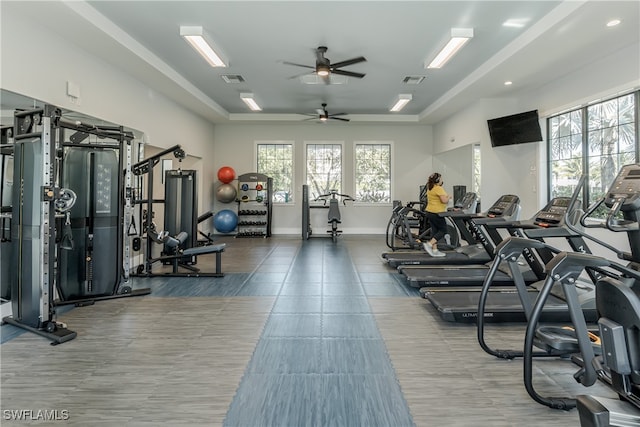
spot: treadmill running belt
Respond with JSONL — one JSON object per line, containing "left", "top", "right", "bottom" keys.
{"left": 399, "top": 266, "right": 539, "bottom": 287}
{"left": 384, "top": 251, "right": 491, "bottom": 268}
{"left": 423, "top": 290, "right": 598, "bottom": 323}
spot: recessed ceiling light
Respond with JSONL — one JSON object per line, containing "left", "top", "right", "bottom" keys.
{"left": 606, "top": 19, "right": 621, "bottom": 27}
{"left": 504, "top": 81, "right": 513, "bottom": 86}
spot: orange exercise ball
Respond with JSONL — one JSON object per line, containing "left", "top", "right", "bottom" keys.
{"left": 217, "top": 166, "right": 236, "bottom": 184}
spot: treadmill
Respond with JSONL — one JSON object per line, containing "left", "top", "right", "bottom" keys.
{"left": 383, "top": 194, "right": 519, "bottom": 268}
{"left": 422, "top": 197, "right": 599, "bottom": 323}
{"left": 398, "top": 195, "right": 548, "bottom": 289}
{"left": 383, "top": 192, "right": 478, "bottom": 254}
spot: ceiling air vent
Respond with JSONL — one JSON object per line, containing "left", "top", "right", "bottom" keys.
{"left": 221, "top": 75, "right": 245, "bottom": 83}
{"left": 403, "top": 76, "right": 426, "bottom": 85}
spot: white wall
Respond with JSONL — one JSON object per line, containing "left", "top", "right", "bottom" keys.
{"left": 432, "top": 98, "right": 541, "bottom": 218}
{"left": 1, "top": 6, "right": 217, "bottom": 214}
{"left": 212, "top": 123, "right": 432, "bottom": 234}
{"left": 518, "top": 42, "right": 640, "bottom": 118}
{"left": 431, "top": 42, "right": 640, "bottom": 256}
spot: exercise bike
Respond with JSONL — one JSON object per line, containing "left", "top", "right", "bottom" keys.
{"left": 314, "top": 190, "right": 355, "bottom": 242}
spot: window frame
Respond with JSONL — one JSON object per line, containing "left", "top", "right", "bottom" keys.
{"left": 353, "top": 141, "right": 393, "bottom": 206}
{"left": 546, "top": 90, "right": 639, "bottom": 210}
{"left": 304, "top": 141, "right": 344, "bottom": 200}
{"left": 255, "top": 141, "right": 295, "bottom": 205}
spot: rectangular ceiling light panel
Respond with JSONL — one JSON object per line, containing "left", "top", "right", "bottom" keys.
{"left": 426, "top": 28, "right": 474, "bottom": 69}
{"left": 240, "top": 93, "right": 262, "bottom": 111}
{"left": 180, "top": 26, "right": 227, "bottom": 68}
{"left": 390, "top": 94, "right": 412, "bottom": 112}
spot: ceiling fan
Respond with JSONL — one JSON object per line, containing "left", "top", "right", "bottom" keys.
{"left": 284, "top": 46, "right": 366, "bottom": 82}
{"left": 302, "top": 103, "right": 350, "bottom": 122}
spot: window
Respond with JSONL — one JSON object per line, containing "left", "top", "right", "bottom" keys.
{"left": 354, "top": 143, "right": 391, "bottom": 203}
{"left": 548, "top": 91, "right": 638, "bottom": 214}
{"left": 472, "top": 144, "right": 481, "bottom": 197}
{"left": 256, "top": 142, "right": 293, "bottom": 203}
{"left": 306, "top": 143, "right": 342, "bottom": 197}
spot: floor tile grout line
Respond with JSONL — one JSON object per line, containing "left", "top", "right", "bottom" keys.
{"left": 233, "top": 240, "right": 294, "bottom": 296}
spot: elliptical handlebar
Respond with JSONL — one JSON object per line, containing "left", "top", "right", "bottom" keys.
{"left": 605, "top": 196, "right": 640, "bottom": 232}
{"left": 563, "top": 173, "right": 637, "bottom": 261}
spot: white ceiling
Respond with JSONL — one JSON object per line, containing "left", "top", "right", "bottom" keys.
{"left": 3, "top": 1, "right": 640, "bottom": 124}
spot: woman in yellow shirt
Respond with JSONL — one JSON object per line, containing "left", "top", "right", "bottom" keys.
{"left": 424, "top": 172, "right": 451, "bottom": 257}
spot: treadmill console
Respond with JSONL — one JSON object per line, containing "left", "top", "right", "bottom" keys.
{"left": 486, "top": 194, "right": 519, "bottom": 217}
{"left": 452, "top": 192, "right": 478, "bottom": 213}
{"left": 534, "top": 197, "right": 572, "bottom": 226}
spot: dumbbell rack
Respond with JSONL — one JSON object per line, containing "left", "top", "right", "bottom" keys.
{"left": 236, "top": 173, "right": 272, "bottom": 238}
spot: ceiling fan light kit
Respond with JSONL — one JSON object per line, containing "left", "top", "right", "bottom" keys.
{"left": 284, "top": 46, "right": 367, "bottom": 80}
{"left": 316, "top": 63, "right": 330, "bottom": 76}
{"left": 303, "top": 103, "right": 350, "bottom": 123}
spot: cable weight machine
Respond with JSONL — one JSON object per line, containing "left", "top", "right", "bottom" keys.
{"left": 2, "top": 105, "right": 149, "bottom": 344}
{"left": 131, "top": 145, "right": 226, "bottom": 277}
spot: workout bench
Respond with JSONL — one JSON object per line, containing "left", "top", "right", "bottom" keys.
{"left": 165, "top": 232, "right": 226, "bottom": 277}
{"left": 136, "top": 230, "right": 226, "bottom": 277}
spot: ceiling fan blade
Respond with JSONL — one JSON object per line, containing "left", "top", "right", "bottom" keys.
{"left": 330, "top": 117, "right": 350, "bottom": 122}
{"left": 282, "top": 61, "right": 315, "bottom": 69}
{"left": 329, "top": 112, "right": 348, "bottom": 116}
{"left": 331, "top": 69, "right": 366, "bottom": 79}
{"left": 331, "top": 56, "right": 366, "bottom": 68}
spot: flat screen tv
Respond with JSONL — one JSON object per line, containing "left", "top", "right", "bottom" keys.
{"left": 487, "top": 110, "right": 543, "bottom": 147}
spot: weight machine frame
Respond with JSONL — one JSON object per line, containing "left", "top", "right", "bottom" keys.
{"left": 132, "top": 145, "right": 226, "bottom": 277}
{"left": 2, "top": 105, "right": 149, "bottom": 344}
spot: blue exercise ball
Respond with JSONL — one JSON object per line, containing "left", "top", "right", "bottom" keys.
{"left": 214, "top": 209, "right": 238, "bottom": 233}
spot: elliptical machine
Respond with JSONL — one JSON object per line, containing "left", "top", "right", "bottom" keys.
{"left": 519, "top": 164, "right": 640, "bottom": 414}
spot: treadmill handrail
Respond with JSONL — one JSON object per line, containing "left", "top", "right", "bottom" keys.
{"left": 438, "top": 210, "right": 482, "bottom": 218}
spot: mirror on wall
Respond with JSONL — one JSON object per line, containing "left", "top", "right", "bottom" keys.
{"left": 432, "top": 143, "right": 481, "bottom": 205}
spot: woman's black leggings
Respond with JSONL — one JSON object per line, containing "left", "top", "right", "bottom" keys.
{"left": 425, "top": 212, "right": 447, "bottom": 242}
